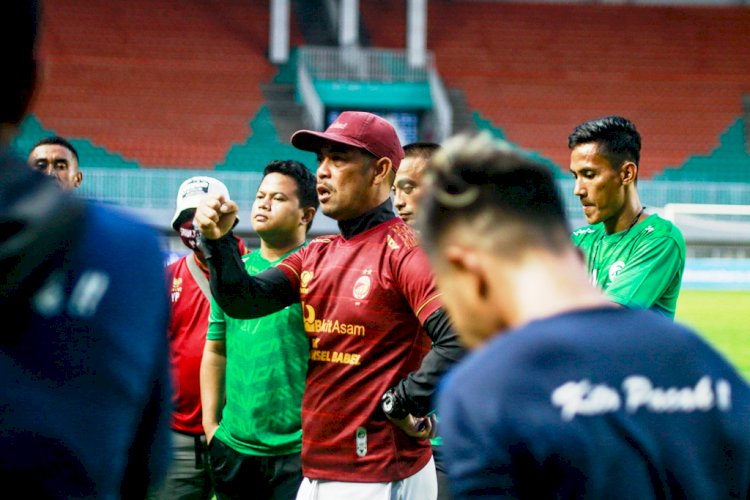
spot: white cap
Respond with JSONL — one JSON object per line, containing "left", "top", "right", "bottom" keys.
{"left": 171, "top": 176, "right": 232, "bottom": 231}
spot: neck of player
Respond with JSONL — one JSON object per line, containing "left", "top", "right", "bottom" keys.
{"left": 259, "top": 231, "right": 306, "bottom": 261}
{"left": 502, "top": 248, "right": 615, "bottom": 329}
{"left": 607, "top": 197, "right": 646, "bottom": 235}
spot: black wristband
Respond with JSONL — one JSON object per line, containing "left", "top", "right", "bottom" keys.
{"left": 381, "top": 388, "right": 409, "bottom": 420}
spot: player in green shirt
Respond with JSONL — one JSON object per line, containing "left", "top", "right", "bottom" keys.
{"left": 568, "top": 116, "right": 686, "bottom": 318}
{"left": 200, "top": 160, "right": 318, "bottom": 499}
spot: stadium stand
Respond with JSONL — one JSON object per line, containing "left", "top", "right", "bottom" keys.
{"left": 361, "top": 0, "right": 750, "bottom": 179}
{"left": 15, "top": 0, "right": 750, "bottom": 182}
{"left": 658, "top": 118, "right": 750, "bottom": 183}
{"left": 21, "top": 0, "right": 305, "bottom": 169}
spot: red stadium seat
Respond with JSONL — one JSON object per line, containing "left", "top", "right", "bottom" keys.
{"left": 30, "top": 0, "right": 304, "bottom": 169}
{"left": 362, "top": 0, "right": 750, "bottom": 178}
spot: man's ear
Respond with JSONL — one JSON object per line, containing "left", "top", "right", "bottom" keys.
{"left": 620, "top": 161, "right": 638, "bottom": 185}
{"left": 300, "top": 206, "right": 316, "bottom": 227}
{"left": 444, "top": 245, "right": 490, "bottom": 300}
{"left": 372, "top": 157, "right": 394, "bottom": 186}
{"left": 74, "top": 171, "right": 83, "bottom": 188}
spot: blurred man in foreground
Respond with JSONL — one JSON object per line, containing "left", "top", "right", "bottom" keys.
{"left": 419, "top": 132, "right": 750, "bottom": 499}
{"left": 1, "top": 1, "right": 171, "bottom": 497}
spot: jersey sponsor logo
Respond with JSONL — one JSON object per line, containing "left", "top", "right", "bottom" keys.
{"left": 171, "top": 277, "right": 183, "bottom": 302}
{"left": 608, "top": 260, "right": 625, "bottom": 282}
{"left": 551, "top": 375, "right": 733, "bottom": 421}
{"left": 300, "top": 270, "right": 314, "bottom": 294}
{"left": 303, "top": 302, "right": 366, "bottom": 336}
{"left": 309, "top": 348, "right": 362, "bottom": 366}
{"left": 355, "top": 427, "right": 368, "bottom": 457}
{"left": 573, "top": 227, "right": 595, "bottom": 237}
{"left": 353, "top": 269, "right": 372, "bottom": 300}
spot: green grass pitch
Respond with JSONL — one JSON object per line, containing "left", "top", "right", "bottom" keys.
{"left": 676, "top": 290, "right": 750, "bottom": 381}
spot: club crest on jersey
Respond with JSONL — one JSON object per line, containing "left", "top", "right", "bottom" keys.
{"left": 608, "top": 260, "right": 625, "bottom": 282}
{"left": 353, "top": 271, "right": 372, "bottom": 300}
{"left": 300, "top": 270, "right": 314, "bottom": 294}
{"left": 171, "top": 277, "right": 182, "bottom": 302}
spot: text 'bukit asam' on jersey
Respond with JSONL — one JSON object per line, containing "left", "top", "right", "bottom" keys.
{"left": 277, "top": 218, "right": 441, "bottom": 482}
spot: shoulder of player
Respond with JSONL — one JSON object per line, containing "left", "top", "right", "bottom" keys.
{"left": 307, "top": 234, "right": 338, "bottom": 247}
{"left": 167, "top": 253, "right": 191, "bottom": 273}
{"left": 635, "top": 214, "right": 685, "bottom": 243}
{"left": 571, "top": 224, "right": 601, "bottom": 243}
{"left": 240, "top": 248, "right": 261, "bottom": 262}
{"left": 383, "top": 219, "right": 422, "bottom": 253}
{"left": 442, "top": 331, "right": 541, "bottom": 406}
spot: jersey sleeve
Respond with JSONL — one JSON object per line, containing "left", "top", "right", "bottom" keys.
{"left": 207, "top": 295, "right": 227, "bottom": 341}
{"left": 604, "top": 236, "right": 684, "bottom": 311}
{"left": 275, "top": 246, "right": 304, "bottom": 291}
{"left": 394, "top": 245, "right": 443, "bottom": 324}
{"left": 200, "top": 234, "right": 298, "bottom": 318}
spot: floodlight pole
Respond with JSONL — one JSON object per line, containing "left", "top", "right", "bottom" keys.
{"left": 407, "top": 0, "right": 427, "bottom": 68}
{"left": 269, "top": 0, "right": 290, "bottom": 64}
{"left": 339, "top": 0, "right": 360, "bottom": 47}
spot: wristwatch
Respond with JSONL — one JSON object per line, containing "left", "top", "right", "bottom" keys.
{"left": 381, "top": 388, "right": 409, "bottom": 420}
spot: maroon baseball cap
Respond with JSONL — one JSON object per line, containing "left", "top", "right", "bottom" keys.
{"left": 291, "top": 111, "right": 405, "bottom": 171}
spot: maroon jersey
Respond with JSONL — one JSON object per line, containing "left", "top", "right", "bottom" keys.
{"left": 166, "top": 254, "right": 210, "bottom": 435}
{"left": 277, "top": 218, "right": 442, "bottom": 482}
{"left": 166, "top": 238, "right": 245, "bottom": 435}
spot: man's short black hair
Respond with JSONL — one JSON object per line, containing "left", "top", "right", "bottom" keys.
{"left": 31, "top": 136, "right": 80, "bottom": 163}
{"left": 262, "top": 160, "right": 319, "bottom": 231}
{"left": 403, "top": 142, "right": 440, "bottom": 160}
{"left": 419, "top": 133, "right": 570, "bottom": 257}
{"left": 567, "top": 116, "right": 641, "bottom": 168}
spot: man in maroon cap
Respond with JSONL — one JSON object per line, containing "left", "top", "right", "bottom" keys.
{"left": 195, "top": 111, "right": 463, "bottom": 499}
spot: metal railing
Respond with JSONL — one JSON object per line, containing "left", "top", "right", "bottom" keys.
{"left": 298, "top": 46, "right": 431, "bottom": 82}
{"left": 80, "top": 168, "right": 265, "bottom": 209}
{"left": 295, "top": 45, "right": 453, "bottom": 139}
{"left": 81, "top": 168, "right": 750, "bottom": 212}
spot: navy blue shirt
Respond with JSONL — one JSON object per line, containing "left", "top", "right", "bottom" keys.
{"left": 438, "top": 307, "right": 750, "bottom": 499}
{"left": 0, "top": 175, "right": 172, "bottom": 500}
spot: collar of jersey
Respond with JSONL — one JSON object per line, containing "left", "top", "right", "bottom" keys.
{"left": 338, "top": 198, "right": 396, "bottom": 240}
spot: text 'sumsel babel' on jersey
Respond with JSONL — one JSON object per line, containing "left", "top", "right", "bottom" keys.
{"left": 277, "top": 218, "right": 441, "bottom": 482}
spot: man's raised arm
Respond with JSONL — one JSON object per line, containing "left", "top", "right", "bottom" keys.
{"left": 195, "top": 194, "right": 298, "bottom": 319}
